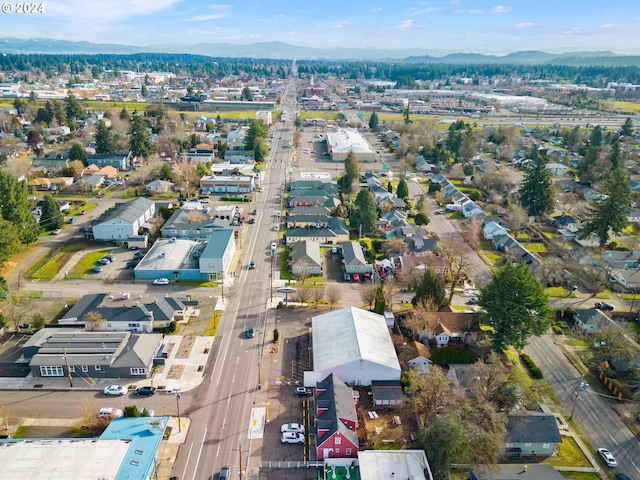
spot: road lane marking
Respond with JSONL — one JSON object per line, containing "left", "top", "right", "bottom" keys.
{"left": 232, "top": 374, "right": 236, "bottom": 384}
{"left": 227, "top": 394, "right": 231, "bottom": 405}
{"left": 630, "top": 459, "right": 639, "bottom": 472}
{"left": 189, "top": 429, "right": 208, "bottom": 480}
{"left": 609, "top": 435, "right": 619, "bottom": 446}
{"left": 180, "top": 441, "right": 194, "bottom": 480}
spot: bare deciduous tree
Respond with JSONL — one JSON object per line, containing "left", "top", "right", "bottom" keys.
{"left": 404, "top": 367, "right": 462, "bottom": 428}
{"left": 508, "top": 203, "right": 529, "bottom": 239}
{"left": 325, "top": 285, "right": 341, "bottom": 309}
{"left": 439, "top": 238, "right": 476, "bottom": 303}
{"left": 463, "top": 216, "right": 482, "bottom": 250}
{"left": 360, "top": 284, "right": 378, "bottom": 310}
{"left": 403, "top": 298, "right": 438, "bottom": 338}
{"left": 311, "top": 287, "right": 325, "bottom": 308}
{"left": 382, "top": 238, "right": 409, "bottom": 255}
{"left": 294, "top": 286, "right": 312, "bottom": 306}
{"left": 1, "top": 296, "right": 33, "bottom": 330}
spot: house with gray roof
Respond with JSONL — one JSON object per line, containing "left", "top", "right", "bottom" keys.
{"left": 285, "top": 214, "right": 332, "bottom": 229}
{"left": 160, "top": 207, "right": 229, "bottom": 239}
{"left": 370, "top": 185, "right": 394, "bottom": 204}
{"left": 602, "top": 250, "right": 640, "bottom": 269}
{"left": 92, "top": 197, "right": 155, "bottom": 242}
{"left": 287, "top": 206, "right": 331, "bottom": 216}
{"left": 610, "top": 268, "right": 640, "bottom": 291}
{"left": 342, "top": 241, "right": 374, "bottom": 274}
{"left": 573, "top": 308, "right": 612, "bottom": 333}
{"left": 146, "top": 179, "right": 174, "bottom": 194}
{"left": 388, "top": 226, "right": 436, "bottom": 253}
{"left": 23, "top": 329, "right": 162, "bottom": 379}
{"left": 86, "top": 151, "right": 133, "bottom": 170}
{"left": 289, "top": 241, "right": 322, "bottom": 275}
{"left": 60, "top": 293, "right": 195, "bottom": 332}
{"left": 504, "top": 412, "right": 562, "bottom": 458}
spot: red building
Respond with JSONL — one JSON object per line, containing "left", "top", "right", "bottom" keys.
{"left": 315, "top": 373, "right": 359, "bottom": 460}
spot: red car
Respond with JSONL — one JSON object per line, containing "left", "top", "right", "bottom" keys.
{"left": 353, "top": 273, "right": 360, "bottom": 282}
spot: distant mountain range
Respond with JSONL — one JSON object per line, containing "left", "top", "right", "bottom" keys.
{"left": 1, "top": 37, "right": 640, "bottom": 66}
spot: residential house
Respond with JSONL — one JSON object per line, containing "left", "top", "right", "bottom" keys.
{"left": 483, "top": 221, "right": 507, "bottom": 240}
{"left": 315, "top": 373, "right": 359, "bottom": 460}
{"left": 389, "top": 226, "right": 437, "bottom": 253}
{"left": 285, "top": 214, "right": 332, "bottom": 229}
{"left": 545, "top": 163, "right": 569, "bottom": 176}
{"left": 504, "top": 412, "right": 562, "bottom": 458}
{"left": 86, "top": 151, "right": 133, "bottom": 170}
{"left": 146, "top": 179, "right": 174, "bottom": 194}
{"left": 59, "top": 293, "right": 195, "bottom": 331}
{"left": 22, "top": 329, "right": 163, "bottom": 379}
{"left": 573, "top": 308, "right": 612, "bottom": 334}
{"left": 377, "top": 209, "right": 409, "bottom": 231}
{"left": 285, "top": 227, "right": 349, "bottom": 245}
{"left": 32, "top": 152, "right": 69, "bottom": 170}
{"left": 610, "top": 268, "right": 640, "bottom": 290}
{"left": 370, "top": 185, "right": 394, "bottom": 204}
{"left": 602, "top": 250, "right": 640, "bottom": 269}
{"left": 491, "top": 231, "right": 539, "bottom": 265}
{"left": 160, "top": 207, "right": 229, "bottom": 239}
{"left": 407, "top": 341, "right": 432, "bottom": 374}
{"left": 342, "top": 241, "right": 374, "bottom": 274}
{"left": 76, "top": 173, "right": 105, "bottom": 192}
{"left": 461, "top": 199, "right": 484, "bottom": 218}
{"left": 287, "top": 206, "right": 331, "bottom": 217}
{"left": 92, "top": 197, "right": 156, "bottom": 242}
{"left": 628, "top": 209, "right": 640, "bottom": 223}
{"left": 289, "top": 241, "right": 323, "bottom": 275}
{"left": 378, "top": 196, "right": 406, "bottom": 212}
{"left": 424, "top": 311, "right": 479, "bottom": 348}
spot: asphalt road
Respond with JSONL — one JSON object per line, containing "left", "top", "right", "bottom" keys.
{"left": 170, "top": 79, "right": 297, "bottom": 480}
{"left": 525, "top": 335, "right": 640, "bottom": 478}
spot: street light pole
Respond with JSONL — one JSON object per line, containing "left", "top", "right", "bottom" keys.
{"left": 569, "top": 381, "right": 588, "bottom": 420}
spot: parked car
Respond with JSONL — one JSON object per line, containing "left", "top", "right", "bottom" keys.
{"left": 97, "top": 258, "right": 111, "bottom": 265}
{"left": 280, "top": 423, "right": 305, "bottom": 434}
{"left": 68, "top": 218, "right": 74, "bottom": 224}
{"left": 615, "top": 474, "right": 632, "bottom": 480}
{"left": 331, "top": 247, "right": 338, "bottom": 254}
{"left": 134, "top": 386, "right": 157, "bottom": 396}
{"left": 89, "top": 265, "right": 103, "bottom": 273}
{"left": 98, "top": 407, "right": 123, "bottom": 418}
{"left": 103, "top": 385, "right": 127, "bottom": 396}
{"left": 467, "top": 297, "right": 478, "bottom": 305}
{"left": 595, "top": 302, "right": 614, "bottom": 311}
{"left": 249, "top": 260, "right": 256, "bottom": 270}
{"left": 281, "top": 431, "right": 305, "bottom": 444}
{"left": 219, "top": 466, "right": 230, "bottom": 480}
{"left": 52, "top": 228, "right": 62, "bottom": 235}
{"left": 598, "top": 448, "right": 617, "bottom": 467}
{"left": 104, "top": 254, "right": 116, "bottom": 262}
{"left": 353, "top": 273, "right": 360, "bottom": 282}
{"left": 295, "top": 386, "right": 312, "bottom": 396}
{"left": 133, "top": 252, "right": 145, "bottom": 260}
{"left": 435, "top": 209, "right": 444, "bottom": 215}
{"left": 246, "top": 327, "right": 254, "bottom": 338}
{"left": 153, "top": 278, "right": 170, "bottom": 285}
{"left": 249, "top": 218, "right": 255, "bottom": 224}
{"left": 126, "top": 260, "right": 139, "bottom": 269}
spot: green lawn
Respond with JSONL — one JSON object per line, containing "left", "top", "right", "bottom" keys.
{"left": 486, "top": 253, "right": 501, "bottom": 265}
{"left": 68, "top": 250, "right": 110, "bottom": 277}
{"left": 525, "top": 242, "right": 547, "bottom": 253}
{"left": 25, "top": 243, "right": 88, "bottom": 280}
{"left": 543, "top": 435, "right": 592, "bottom": 468}
{"left": 546, "top": 287, "right": 577, "bottom": 298}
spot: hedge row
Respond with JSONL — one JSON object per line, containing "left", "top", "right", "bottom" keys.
{"left": 520, "top": 353, "right": 543, "bottom": 379}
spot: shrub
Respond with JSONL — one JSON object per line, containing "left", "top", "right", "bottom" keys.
{"left": 552, "top": 326, "right": 563, "bottom": 335}
{"left": 520, "top": 353, "right": 543, "bottom": 379}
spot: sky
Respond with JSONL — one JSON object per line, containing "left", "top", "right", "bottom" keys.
{"left": 1, "top": 0, "right": 640, "bottom": 53}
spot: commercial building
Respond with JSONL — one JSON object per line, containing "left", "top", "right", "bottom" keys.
{"left": 326, "top": 128, "right": 376, "bottom": 162}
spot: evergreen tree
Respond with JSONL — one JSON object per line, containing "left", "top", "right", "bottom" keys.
{"left": 412, "top": 269, "right": 448, "bottom": 309}
{"left": 160, "top": 163, "right": 173, "bottom": 181}
{"left": 39, "top": 194, "right": 64, "bottom": 231}
{"left": 119, "top": 108, "right": 130, "bottom": 122}
{"left": 344, "top": 150, "right": 359, "bottom": 194}
{"left": 68, "top": 143, "right": 87, "bottom": 166}
{"left": 374, "top": 286, "right": 386, "bottom": 314}
{"left": 95, "top": 120, "right": 116, "bottom": 154}
{"left": 353, "top": 189, "right": 377, "bottom": 234}
{"left": 414, "top": 212, "right": 429, "bottom": 226}
{"left": 244, "top": 120, "right": 268, "bottom": 150}
{"left": 577, "top": 146, "right": 600, "bottom": 183}
{"left": 0, "top": 219, "right": 21, "bottom": 263}
{"left": 609, "top": 140, "right": 622, "bottom": 170}
{"left": 579, "top": 167, "right": 631, "bottom": 246}
{"left": 368, "top": 111, "right": 379, "bottom": 130}
{"left": 64, "top": 93, "right": 83, "bottom": 129}
{"left": 621, "top": 117, "right": 634, "bottom": 137}
{"left": 0, "top": 171, "right": 39, "bottom": 245}
{"left": 478, "top": 263, "right": 550, "bottom": 351}
{"left": 387, "top": 181, "right": 393, "bottom": 193}
{"left": 129, "top": 115, "right": 155, "bottom": 159}
{"left": 590, "top": 125, "right": 603, "bottom": 147}
{"left": 253, "top": 142, "right": 269, "bottom": 163}
{"left": 241, "top": 86, "right": 252, "bottom": 100}
{"left": 141, "top": 84, "right": 148, "bottom": 97}
{"left": 396, "top": 178, "right": 409, "bottom": 199}
{"left": 519, "top": 150, "right": 554, "bottom": 217}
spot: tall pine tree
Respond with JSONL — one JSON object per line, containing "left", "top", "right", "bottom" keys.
{"left": 129, "top": 115, "right": 155, "bottom": 159}
{"left": 519, "top": 150, "right": 554, "bottom": 218}
{"left": 579, "top": 167, "right": 631, "bottom": 247}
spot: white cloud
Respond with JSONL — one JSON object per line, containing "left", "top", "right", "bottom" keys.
{"left": 189, "top": 13, "right": 226, "bottom": 22}
{"left": 491, "top": 5, "right": 512, "bottom": 14}
{"left": 395, "top": 19, "right": 421, "bottom": 31}
{"left": 332, "top": 21, "right": 352, "bottom": 30}
{"left": 515, "top": 22, "right": 535, "bottom": 29}
{"left": 45, "top": 0, "right": 181, "bottom": 22}
{"left": 449, "top": 0, "right": 460, "bottom": 4}
{"left": 468, "top": 9, "right": 484, "bottom": 14}
{"left": 410, "top": 6, "right": 442, "bottom": 15}
{"left": 601, "top": 23, "right": 615, "bottom": 29}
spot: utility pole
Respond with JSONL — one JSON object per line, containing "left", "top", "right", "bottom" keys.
{"left": 176, "top": 393, "right": 182, "bottom": 433}
{"left": 239, "top": 444, "right": 243, "bottom": 480}
{"left": 569, "top": 381, "right": 588, "bottom": 420}
{"left": 64, "top": 347, "right": 73, "bottom": 388}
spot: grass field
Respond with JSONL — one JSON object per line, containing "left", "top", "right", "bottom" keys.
{"left": 25, "top": 243, "right": 87, "bottom": 280}
{"left": 69, "top": 249, "right": 110, "bottom": 277}
{"left": 609, "top": 101, "right": 640, "bottom": 114}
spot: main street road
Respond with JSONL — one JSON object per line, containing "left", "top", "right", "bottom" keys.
{"left": 170, "top": 79, "right": 296, "bottom": 480}
{"left": 525, "top": 335, "right": 640, "bottom": 478}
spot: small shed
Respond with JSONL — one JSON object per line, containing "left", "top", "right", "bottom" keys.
{"left": 383, "top": 311, "right": 395, "bottom": 328}
{"left": 370, "top": 380, "right": 403, "bottom": 407}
